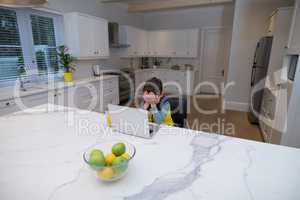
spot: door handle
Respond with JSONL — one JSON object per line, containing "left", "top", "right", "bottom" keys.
{"left": 251, "top": 67, "right": 256, "bottom": 86}
{"left": 221, "top": 70, "right": 225, "bottom": 77}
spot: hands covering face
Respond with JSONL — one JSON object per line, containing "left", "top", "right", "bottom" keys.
{"left": 143, "top": 91, "right": 160, "bottom": 105}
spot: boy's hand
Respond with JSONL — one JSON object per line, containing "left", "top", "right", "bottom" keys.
{"left": 144, "top": 102, "right": 150, "bottom": 110}
{"left": 154, "top": 95, "right": 161, "bottom": 104}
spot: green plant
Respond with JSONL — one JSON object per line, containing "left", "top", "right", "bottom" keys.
{"left": 57, "top": 45, "right": 76, "bottom": 73}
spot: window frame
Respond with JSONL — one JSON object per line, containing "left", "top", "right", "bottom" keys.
{"left": 0, "top": 7, "right": 64, "bottom": 87}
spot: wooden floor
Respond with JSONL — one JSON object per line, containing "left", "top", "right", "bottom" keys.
{"left": 186, "top": 95, "right": 263, "bottom": 142}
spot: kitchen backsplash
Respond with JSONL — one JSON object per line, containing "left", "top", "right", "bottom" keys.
{"left": 73, "top": 49, "right": 137, "bottom": 80}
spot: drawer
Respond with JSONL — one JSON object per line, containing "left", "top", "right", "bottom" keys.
{"left": 103, "top": 87, "right": 117, "bottom": 96}
{"left": 102, "top": 78, "right": 118, "bottom": 90}
{"left": 21, "top": 92, "right": 48, "bottom": 108}
{"left": 0, "top": 100, "right": 16, "bottom": 109}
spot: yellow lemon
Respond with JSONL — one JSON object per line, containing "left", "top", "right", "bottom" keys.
{"left": 105, "top": 153, "right": 116, "bottom": 166}
{"left": 98, "top": 167, "right": 115, "bottom": 179}
{"left": 121, "top": 152, "right": 130, "bottom": 160}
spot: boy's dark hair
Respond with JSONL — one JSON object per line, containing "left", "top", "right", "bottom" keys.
{"left": 143, "top": 77, "right": 163, "bottom": 95}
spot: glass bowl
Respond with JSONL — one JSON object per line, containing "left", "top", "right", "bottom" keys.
{"left": 83, "top": 140, "right": 136, "bottom": 182}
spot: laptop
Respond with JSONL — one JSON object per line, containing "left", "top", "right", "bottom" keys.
{"left": 108, "top": 104, "right": 160, "bottom": 139}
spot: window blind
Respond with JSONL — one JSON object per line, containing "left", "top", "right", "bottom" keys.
{"left": 30, "top": 14, "right": 60, "bottom": 75}
{"left": 0, "top": 8, "right": 25, "bottom": 83}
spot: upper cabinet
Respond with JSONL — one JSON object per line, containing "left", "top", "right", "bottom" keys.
{"left": 121, "top": 26, "right": 199, "bottom": 58}
{"left": 120, "top": 26, "right": 148, "bottom": 57}
{"left": 148, "top": 29, "right": 199, "bottom": 58}
{"left": 287, "top": 0, "right": 300, "bottom": 54}
{"left": 64, "top": 12, "right": 109, "bottom": 59}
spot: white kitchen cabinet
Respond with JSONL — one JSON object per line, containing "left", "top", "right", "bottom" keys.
{"left": 287, "top": 0, "right": 300, "bottom": 53}
{"left": 186, "top": 29, "right": 199, "bottom": 58}
{"left": 64, "top": 12, "right": 109, "bottom": 59}
{"left": 122, "top": 27, "right": 198, "bottom": 58}
{"left": 0, "top": 92, "right": 49, "bottom": 116}
{"left": 56, "top": 78, "right": 119, "bottom": 113}
{"left": 147, "top": 31, "right": 159, "bottom": 56}
{"left": 120, "top": 26, "right": 148, "bottom": 57}
{"left": 136, "top": 29, "right": 148, "bottom": 56}
{"left": 100, "top": 77, "right": 119, "bottom": 112}
{"left": 147, "top": 29, "right": 199, "bottom": 58}
{"left": 0, "top": 78, "right": 119, "bottom": 116}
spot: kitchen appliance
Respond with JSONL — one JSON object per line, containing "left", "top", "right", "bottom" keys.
{"left": 92, "top": 65, "right": 102, "bottom": 77}
{"left": 93, "top": 68, "right": 134, "bottom": 104}
{"left": 108, "top": 22, "right": 130, "bottom": 48}
{"left": 248, "top": 36, "right": 273, "bottom": 124}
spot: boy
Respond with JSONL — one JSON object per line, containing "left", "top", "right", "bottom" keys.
{"left": 141, "top": 77, "right": 174, "bottom": 126}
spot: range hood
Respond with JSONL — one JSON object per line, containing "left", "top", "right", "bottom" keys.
{"left": 109, "top": 22, "right": 130, "bottom": 48}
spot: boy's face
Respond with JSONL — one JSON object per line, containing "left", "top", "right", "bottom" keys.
{"left": 143, "top": 91, "right": 160, "bottom": 104}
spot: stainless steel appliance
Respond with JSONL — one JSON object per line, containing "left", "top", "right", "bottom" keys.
{"left": 248, "top": 36, "right": 273, "bottom": 124}
{"left": 92, "top": 65, "right": 102, "bottom": 76}
{"left": 108, "top": 22, "right": 130, "bottom": 48}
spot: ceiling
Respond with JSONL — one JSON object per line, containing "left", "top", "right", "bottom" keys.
{"left": 100, "top": 0, "right": 234, "bottom": 13}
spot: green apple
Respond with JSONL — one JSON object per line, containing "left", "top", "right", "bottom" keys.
{"left": 112, "top": 156, "right": 128, "bottom": 174}
{"left": 90, "top": 149, "right": 104, "bottom": 157}
{"left": 112, "top": 143, "right": 126, "bottom": 156}
{"left": 89, "top": 149, "right": 106, "bottom": 167}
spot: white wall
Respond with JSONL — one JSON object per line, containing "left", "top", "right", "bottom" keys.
{"left": 142, "top": 4, "right": 234, "bottom": 86}
{"left": 225, "top": 0, "right": 294, "bottom": 111}
{"left": 143, "top": 5, "right": 234, "bottom": 30}
{"left": 44, "top": 0, "right": 144, "bottom": 79}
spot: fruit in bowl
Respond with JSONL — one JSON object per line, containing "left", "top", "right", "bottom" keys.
{"left": 83, "top": 141, "right": 136, "bottom": 181}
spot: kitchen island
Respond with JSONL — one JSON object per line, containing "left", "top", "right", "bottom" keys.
{"left": 0, "top": 104, "right": 299, "bottom": 200}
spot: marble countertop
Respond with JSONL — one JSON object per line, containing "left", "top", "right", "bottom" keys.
{"left": 135, "top": 68, "right": 194, "bottom": 73}
{"left": 0, "top": 76, "right": 118, "bottom": 102}
{"left": 0, "top": 104, "right": 300, "bottom": 200}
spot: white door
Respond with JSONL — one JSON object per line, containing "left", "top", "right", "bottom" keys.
{"left": 93, "top": 18, "right": 109, "bottom": 57}
{"left": 127, "top": 26, "right": 138, "bottom": 56}
{"left": 186, "top": 29, "right": 199, "bottom": 57}
{"left": 138, "top": 29, "right": 148, "bottom": 56}
{"left": 200, "top": 28, "right": 226, "bottom": 94}
{"left": 172, "top": 30, "right": 188, "bottom": 57}
{"left": 78, "top": 15, "right": 93, "bottom": 57}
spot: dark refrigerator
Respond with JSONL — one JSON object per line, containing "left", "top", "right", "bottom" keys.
{"left": 248, "top": 36, "right": 273, "bottom": 124}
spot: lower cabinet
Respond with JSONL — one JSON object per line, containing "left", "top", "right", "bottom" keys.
{"left": 56, "top": 77, "right": 119, "bottom": 113}
{"left": 0, "top": 77, "right": 120, "bottom": 116}
{"left": 0, "top": 92, "right": 49, "bottom": 116}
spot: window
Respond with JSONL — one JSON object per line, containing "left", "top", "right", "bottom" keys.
{"left": 0, "top": 8, "right": 24, "bottom": 82}
{"left": 31, "top": 14, "right": 59, "bottom": 74}
{"left": 0, "top": 7, "right": 63, "bottom": 86}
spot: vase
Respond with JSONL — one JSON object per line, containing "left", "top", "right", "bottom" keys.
{"left": 64, "top": 72, "right": 73, "bottom": 82}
